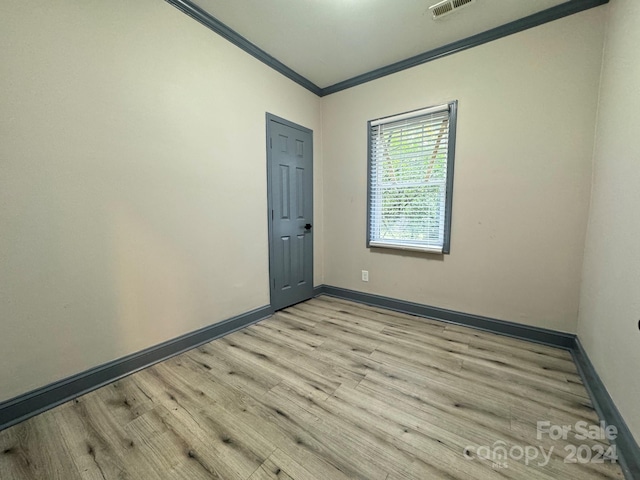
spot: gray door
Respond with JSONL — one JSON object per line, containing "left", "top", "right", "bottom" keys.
{"left": 267, "top": 114, "right": 313, "bottom": 311}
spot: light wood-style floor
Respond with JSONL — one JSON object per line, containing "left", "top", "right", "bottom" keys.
{"left": 0, "top": 296, "right": 624, "bottom": 479}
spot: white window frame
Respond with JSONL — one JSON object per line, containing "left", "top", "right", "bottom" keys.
{"left": 367, "top": 101, "right": 458, "bottom": 254}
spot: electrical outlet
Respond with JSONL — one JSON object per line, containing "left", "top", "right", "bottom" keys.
{"left": 362, "top": 270, "right": 369, "bottom": 282}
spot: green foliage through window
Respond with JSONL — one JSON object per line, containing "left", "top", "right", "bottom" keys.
{"left": 368, "top": 103, "right": 456, "bottom": 252}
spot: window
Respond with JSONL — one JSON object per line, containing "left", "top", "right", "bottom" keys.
{"left": 367, "top": 101, "right": 457, "bottom": 254}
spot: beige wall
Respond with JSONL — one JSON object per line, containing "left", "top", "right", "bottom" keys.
{"left": 577, "top": 0, "right": 640, "bottom": 443}
{"left": 2, "top": 0, "right": 628, "bottom": 417}
{"left": 322, "top": 8, "right": 606, "bottom": 333}
{"left": 0, "top": 0, "right": 323, "bottom": 401}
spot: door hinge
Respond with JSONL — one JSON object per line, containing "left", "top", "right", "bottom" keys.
{"left": 270, "top": 138, "right": 272, "bottom": 148}
{"left": 271, "top": 209, "right": 274, "bottom": 220}
{"left": 273, "top": 278, "right": 276, "bottom": 288}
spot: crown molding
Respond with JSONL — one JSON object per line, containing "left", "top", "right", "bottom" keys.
{"left": 166, "top": 0, "right": 608, "bottom": 97}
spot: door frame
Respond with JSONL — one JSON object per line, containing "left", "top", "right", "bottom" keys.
{"left": 265, "top": 113, "right": 314, "bottom": 311}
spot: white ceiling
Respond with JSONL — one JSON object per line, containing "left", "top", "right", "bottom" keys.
{"left": 191, "top": 0, "right": 569, "bottom": 88}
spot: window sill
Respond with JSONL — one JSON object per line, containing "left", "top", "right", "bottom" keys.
{"left": 368, "top": 241, "right": 444, "bottom": 255}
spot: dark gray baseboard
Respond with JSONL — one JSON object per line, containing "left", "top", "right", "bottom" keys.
{"left": 2, "top": 285, "right": 637, "bottom": 480}
{"left": 572, "top": 339, "right": 640, "bottom": 480}
{"left": 314, "top": 284, "right": 575, "bottom": 349}
{"left": 314, "top": 284, "right": 639, "bottom": 480}
{"left": 0, "top": 305, "right": 272, "bottom": 432}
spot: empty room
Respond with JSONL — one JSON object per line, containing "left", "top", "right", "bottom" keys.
{"left": 1, "top": 0, "right": 638, "bottom": 479}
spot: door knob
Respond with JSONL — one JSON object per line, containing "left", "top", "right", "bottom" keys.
{"left": 304, "top": 223, "right": 312, "bottom": 230}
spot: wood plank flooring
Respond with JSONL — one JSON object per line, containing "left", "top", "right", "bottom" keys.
{"left": 0, "top": 296, "right": 624, "bottom": 479}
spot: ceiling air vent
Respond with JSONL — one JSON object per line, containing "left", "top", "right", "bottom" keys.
{"left": 429, "top": 0, "right": 476, "bottom": 19}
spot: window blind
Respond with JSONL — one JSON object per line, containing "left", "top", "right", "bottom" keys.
{"left": 369, "top": 104, "right": 452, "bottom": 254}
